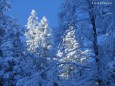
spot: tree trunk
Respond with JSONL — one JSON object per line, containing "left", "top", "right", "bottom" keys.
{"left": 87, "top": 0, "right": 102, "bottom": 85}
{"left": 91, "top": 13, "right": 102, "bottom": 86}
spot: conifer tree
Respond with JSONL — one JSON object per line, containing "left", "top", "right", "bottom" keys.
{"left": 0, "top": 1, "right": 24, "bottom": 85}
{"left": 57, "top": 26, "right": 89, "bottom": 81}
{"left": 25, "top": 10, "right": 52, "bottom": 58}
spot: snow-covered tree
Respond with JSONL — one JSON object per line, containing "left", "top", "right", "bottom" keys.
{"left": 37, "top": 16, "right": 52, "bottom": 58}
{"left": 0, "top": 1, "right": 26, "bottom": 85}
{"left": 56, "top": 25, "right": 90, "bottom": 86}
{"left": 57, "top": 26, "right": 79, "bottom": 78}
{"left": 0, "top": 18, "right": 25, "bottom": 86}
{"left": 25, "top": 10, "right": 52, "bottom": 69}
{"left": 25, "top": 9, "right": 39, "bottom": 52}
{"left": 25, "top": 10, "right": 52, "bottom": 58}
{"left": 16, "top": 10, "right": 56, "bottom": 86}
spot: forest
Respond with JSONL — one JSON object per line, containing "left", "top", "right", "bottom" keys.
{"left": 0, "top": 0, "right": 115, "bottom": 86}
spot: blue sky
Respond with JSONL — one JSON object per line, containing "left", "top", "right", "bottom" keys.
{"left": 8, "top": 0, "right": 63, "bottom": 27}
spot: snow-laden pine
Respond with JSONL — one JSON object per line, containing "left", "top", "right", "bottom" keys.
{"left": 25, "top": 10, "right": 52, "bottom": 58}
